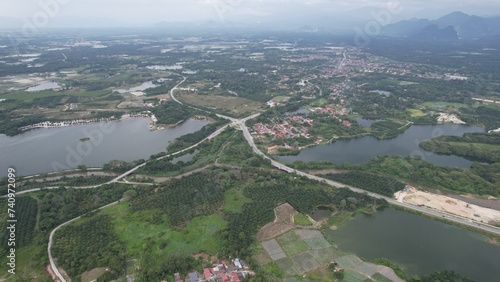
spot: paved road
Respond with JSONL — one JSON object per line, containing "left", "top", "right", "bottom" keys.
{"left": 236, "top": 118, "right": 500, "bottom": 236}
{"left": 48, "top": 200, "right": 122, "bottom": 282}
{"left": 46, "top": 75, "right": 500, "bottom": 280}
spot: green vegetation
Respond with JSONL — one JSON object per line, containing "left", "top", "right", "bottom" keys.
{"left": 369, "top": 120, "right": 411, "bottom": 140}
{"left": 12, "top": 176, "right": 115, "bottom": 194}
{"left": 224, "top": 187, "right": 253, "bottom": 213}
{"left": 13, "top": 197, "right": 38, "bottom": 248}
{"left": 409, "top": 270, "right": 474, "bottom": 282}
{"left": 52, "top": 215, "right": 126, "bottom": 280}
{"left": 323, "top": 171, "right": 406, "bottom": 197}
{"left": 341, "top": 156, "right": 499, "bottom": 196}
{"left": 103, "top": 203, "right": 227, "bottom": 257}
{"left": 294, "top": 213, "right": 313, "bottom": 226}
{"left": 373, "top": 258, "right": 408, "bottom": 280}
{"left": 1, "top": 89, "right": 111, "bottom": 101}
{"left": 130, "top": 172, "right": 224, "bottom": 227}
{"left": 264, "top": 262, "right": 285, "bottom": 278}
{"left": 420, "top": 133, "right": 500, "bottom": 163}
{"left": 38, "top": 184, "right": 132, "bottom": 232}
{"left": 277, "top": 231, "right": 309, "bottom": 256}
{"left": 150, "top": 101, "right": 192, "bottom": 125}
{"left": 460, "top": 106, "right": 500, "bottom": 131}
{"left": 166, "top": 119, "right": 228, "bottom": 151}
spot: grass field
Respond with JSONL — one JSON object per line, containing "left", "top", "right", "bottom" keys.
{"left": 1, "top": 89, "right": 111, "bottom": 101}
{"left": 277, "top": 231, "right": 309, "bottom": 256}
{"left": 407, "top": 109, "right": 426, "bottom": 117}
{"left": 294, "top": 213, "right": 313, "bottom": 226}
{"left": 420, "top": 101, "right": 469, "bottom": 110}
{"left": 224, "top": 187, "right": 253, "bottom": 213}
{"left": 102, "top": 203, "right": 227, "bottom": 257}
{"left": 447, "top": 141, "right": 500, "bottom": 150}
{"left": 180, "top": 93, "right": 262, "bottom": 116}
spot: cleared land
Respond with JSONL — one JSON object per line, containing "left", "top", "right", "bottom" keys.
{"left": 179, "top": 93, "right": 262, "bottom": 116}
{"left": 257, "top": 203, "right": 298, "bottom": 241}
{"left": 261, "top": 239, "right": 287, "bottom": 261}
{"left": 395, "top": 188, "right": 500, "bottom": 225}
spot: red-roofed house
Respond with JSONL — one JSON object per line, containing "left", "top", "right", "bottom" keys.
{"left": 204, "top": 268, "right": 212, "bottom": 279}
{"left": 222, "top": 274, "right": 230, "bottom": 282}
{"left": 231, "top": 272, "right": 240, "bottom": 282}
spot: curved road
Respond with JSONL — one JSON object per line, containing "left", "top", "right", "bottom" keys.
{"left": 236, "top": 118, "right": 500, "bottom": 236}
{"left": 46, "top": 74, "right": 500, "bottom": 281}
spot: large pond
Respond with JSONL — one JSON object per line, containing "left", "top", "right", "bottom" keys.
{"left": 324, "top": 207, "right": 500, "bottom": 282}
{"left": 279, "top": 124, "right": 484, "bottom": 168}
{"left": 26, "top": 82, "right": 61, "bottom": 92}
{"left": 0, "top": 118, "right": 210, "bottom": 176}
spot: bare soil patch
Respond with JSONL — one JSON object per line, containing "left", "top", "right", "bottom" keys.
{"left": 395, "top": 188, "right": 500, "bottom": 224}
{"left": 257, "top": 203, "right": 298, "bottom": 241}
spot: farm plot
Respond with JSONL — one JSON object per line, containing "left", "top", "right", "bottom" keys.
{"left": 290, "top": 252, "right": 320, "bottom": 273}
{"left": 335, "top": 254, "right": 363, "bottom": 269}
{"left": 295, "top": 229, "right": 322, "bottom": 240}
{"left": 309, "top": 247, "right": 343, "bottom": 265}
{"left": 304, "top": 237, "right": 331, "bottom": 249}
{"left": 344, "top": 269, "right": 372, "bottom": 282}
{"left": 277, "top": 231, "right": 309, "bottom": 256}
{"left": 275, "top": 258, "right": 299, "bottom": 276}
{"left": 262, "top": 239, "right": 287, "bottom": 261}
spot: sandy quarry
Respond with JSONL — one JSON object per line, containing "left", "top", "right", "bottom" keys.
{"left": 395, "top": 188, "right": 500, "bottom": 225}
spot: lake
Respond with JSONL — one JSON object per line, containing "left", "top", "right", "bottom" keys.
{"left": 324, "top": 207, "right": 500, "bottom": 282}
{"left": 0, "top": 118, "right": 210, "bottom": 176}
{"left": 26, "top": 82, "right": 61, "bottom": 92}
{"left": 279, "top": 124, "right": 484, "bottom": 168}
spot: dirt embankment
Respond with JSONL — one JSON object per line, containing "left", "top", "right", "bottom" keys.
{"left": 395, "top": 188, "right": 500, "bottom": 225}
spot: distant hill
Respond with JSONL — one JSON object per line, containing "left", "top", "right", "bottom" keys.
{"left": 383, "top": 11, "right": 500, "bottom": 40}
{"left": 409, "top": 24, "right": 458, "bottom": 40}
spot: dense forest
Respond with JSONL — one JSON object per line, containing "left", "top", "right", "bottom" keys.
{"left": 323, "top": 171, "right": 406, "bottom": 197}
{"left": 52, "top": 215, "right": 127, "bottom": 280}
{"left": 38, "top": 184, "right": 133, "bottom": 232}
{"left": 130, "top": 172, "right": 225, "bottom": 227}
{"left": 166, "top": 119, "right": 228, "bottom": 151}
{"left": 150, "top": 101, "right": 193, "bottom": 125}
{"left": 420, "top": 133, "right": 500, "bottom": 163}
{"left": 341, "top": 155, "right": 499, "bottom": 196}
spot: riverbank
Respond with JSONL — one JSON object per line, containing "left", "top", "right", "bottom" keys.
{"left": 19, "top": 112, "right": 154, "bottom": 132}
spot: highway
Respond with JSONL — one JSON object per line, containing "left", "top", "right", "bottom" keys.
{"left": 235, "top": 117, "right": 500, "bottom": 237}
{"left": 45, "top": 75, "right": 500, "bottom": 281}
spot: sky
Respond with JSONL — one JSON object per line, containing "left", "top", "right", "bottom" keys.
{"left": 1, "top": 0, "right": 500, "bottom": 27}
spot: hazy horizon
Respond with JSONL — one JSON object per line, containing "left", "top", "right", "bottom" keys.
{"left": 1, "top": 0, "right": 499, "bottom": 29}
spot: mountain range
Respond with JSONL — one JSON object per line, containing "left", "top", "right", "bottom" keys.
{"left": 382, "top": 11, "right": 500, "bottom": 40}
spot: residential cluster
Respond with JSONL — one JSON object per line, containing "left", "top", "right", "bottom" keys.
{"left": 171, "top": 259, "right": 250, "bottom": 282}
{"left": 252, "top": 115, "right": 314, "bottom": 140}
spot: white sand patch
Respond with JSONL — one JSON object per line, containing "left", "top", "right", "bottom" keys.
{"left": 437, "top": 113, "right": 466, "bottom": 124}
{"left": 395, "top": 188, "right": 500, "bottom": 224}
